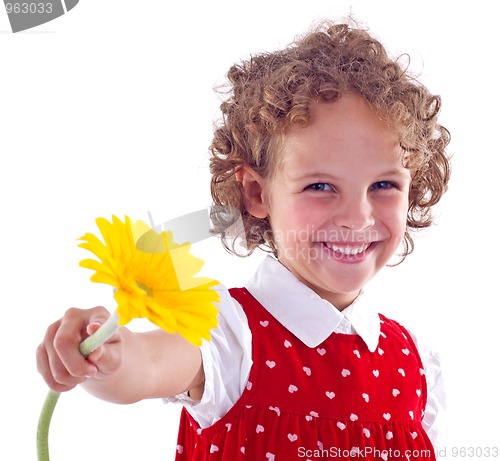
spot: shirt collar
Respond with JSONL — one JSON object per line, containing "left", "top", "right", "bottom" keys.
{"left": 245, "top": 256, "right": 381, "bottom": 352}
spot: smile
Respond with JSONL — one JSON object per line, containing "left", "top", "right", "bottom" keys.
{"left": 322, "top": 242, "right": 372, "bottom": 256}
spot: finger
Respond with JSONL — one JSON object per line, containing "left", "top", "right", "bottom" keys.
{"left": 85, "top": 329, "right": 123, "bottom": 376}
{"left": 36, "top": 333, "right": 80, "bottom": 392}
{"left": 86, "top": 320, "right": 122, "bottom": 345}
{"left": 53, "top": 311, "right": 95, "bottom": 374}
{"left": 51, "top": 308, "right": 110, "bottom": 381}
{"left": 86, "top": 321, "right": 103, "bottom": 337}
{"left": 85, "top": 307, "right": 112, "bottom": 333}
{"left": 36, "top": 322, "right": 83, "bottom": 392}
{"left": 84, "top": 312, "right": 122, "bottom": 373}
{"left": 38, "top": 306, "right": 114, "bottom": 390}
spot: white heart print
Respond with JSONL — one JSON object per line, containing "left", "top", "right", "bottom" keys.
{"left": 269, "top": 406, "right": 280, "bottom": 416}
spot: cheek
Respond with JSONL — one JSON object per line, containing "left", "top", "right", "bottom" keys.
{"left": 388, "top": 197, "right": 409, "bottom": 238}
{"left": 374, "top": 195, "right": 408, "bottom": 236}
{"left": 269, "top": 202, "right": 317, "bottom": 247}
{"left": 282, "top": 202, "right": 325, "bottom": 234}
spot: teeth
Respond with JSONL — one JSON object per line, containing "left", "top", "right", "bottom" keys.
{"left": 324, "top": 243, "right": 370, "bottom": 255}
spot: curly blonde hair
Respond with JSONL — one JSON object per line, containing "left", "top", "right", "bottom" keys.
{"left": 209, "top": 20, "right": 451, "bottom": 260}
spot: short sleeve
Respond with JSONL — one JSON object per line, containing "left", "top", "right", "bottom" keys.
{"left": 408, "top": 328, "right": 446, "bottom": 446}
{"left": 164, "top": 285, "right": 252, "bottom": 428}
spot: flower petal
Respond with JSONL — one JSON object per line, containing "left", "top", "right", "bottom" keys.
{"left": 80, "top": 215, "right": 220, "bottom": 342}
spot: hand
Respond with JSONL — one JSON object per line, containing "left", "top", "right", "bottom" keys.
{"left": 36, "top": 306, "right": 123, "bottom": 393}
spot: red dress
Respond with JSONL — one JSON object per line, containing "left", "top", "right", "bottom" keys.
{"left": 175, "top": 288, "right": 435, "bottom": 460}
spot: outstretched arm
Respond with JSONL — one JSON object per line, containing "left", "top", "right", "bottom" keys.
{"left": 36, "top": 306, "right": 204, "bottom": 404}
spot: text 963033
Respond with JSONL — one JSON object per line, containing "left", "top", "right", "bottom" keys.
{"left": 5, "top": 2, "right": 53, "bottom": 14}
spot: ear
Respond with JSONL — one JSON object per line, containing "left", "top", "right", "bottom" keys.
{"left": 239, "top": 166, "right": 269, "bottom": 219}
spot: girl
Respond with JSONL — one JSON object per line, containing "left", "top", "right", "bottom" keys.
{"left": 37, "top": 20, "right": 450, "bottom": 460}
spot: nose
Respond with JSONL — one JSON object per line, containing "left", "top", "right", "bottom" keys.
{"left": 332, "top": 194, "right": 375, "bottom": 231}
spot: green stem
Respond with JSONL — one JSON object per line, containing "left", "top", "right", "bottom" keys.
{"left": 36, "top": 313, "right": 120, "bottom": 461}
{"left": 78, "top": 312, "right": 119, "bottom": 357}
{"left": 36, "top": 390, "right": 60, "bottom": 461}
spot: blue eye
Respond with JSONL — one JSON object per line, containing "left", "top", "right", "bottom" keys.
{"left": 370, "top": 181, "right": 397, "bottom": 191}
{"left": 306, "top": 183, "right": 334, "bottom": 192}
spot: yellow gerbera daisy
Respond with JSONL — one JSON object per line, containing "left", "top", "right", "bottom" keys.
{"left": 78, "top": 215, "right": 219, "bottom": 346}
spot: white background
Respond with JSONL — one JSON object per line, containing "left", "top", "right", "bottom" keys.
{"left": 1, "top": 1, "right": 498, "bottom": 459}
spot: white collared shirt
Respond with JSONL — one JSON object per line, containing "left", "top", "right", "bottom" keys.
{"left": 166, "top": 256, "right": 445, "bottom": 445}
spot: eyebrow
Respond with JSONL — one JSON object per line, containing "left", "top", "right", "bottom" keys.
{"left": 289, "top": 168, "right": 409, "bottom": 182}
{"left": 374, "top": 168, "right": 410, "bottom": 178}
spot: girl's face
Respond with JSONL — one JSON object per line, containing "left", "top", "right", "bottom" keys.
{"left": 245, "top": 94, "right": 411, "bottom": 309}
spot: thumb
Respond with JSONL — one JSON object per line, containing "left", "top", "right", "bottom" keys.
{"left": 86, "top": 321, "right": 103, "bottom": 337}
